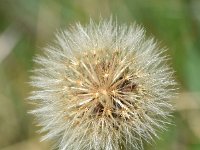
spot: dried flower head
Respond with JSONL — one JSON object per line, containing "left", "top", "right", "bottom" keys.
{"left": 29, "top": 19, "right": 176, "bottom": 150}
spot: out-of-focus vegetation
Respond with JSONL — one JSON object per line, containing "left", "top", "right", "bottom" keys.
{"left": 0, "top": 0, "right": 200, "bottom": 150}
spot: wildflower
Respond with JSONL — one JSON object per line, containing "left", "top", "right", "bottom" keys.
{"left": 29, "top": 19, "right": 176, "bottom": 150}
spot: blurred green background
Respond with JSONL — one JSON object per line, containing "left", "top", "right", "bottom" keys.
{"left": 0, "top": 0, "right": 200, "bottom": 150}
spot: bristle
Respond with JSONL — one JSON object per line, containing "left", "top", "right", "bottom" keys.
{"left": 29, "top": 19, "right": 176, "bottom": 150}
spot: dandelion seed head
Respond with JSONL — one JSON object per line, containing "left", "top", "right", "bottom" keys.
{"left": 29, "top": 19, "right": 176, "bottom": 150}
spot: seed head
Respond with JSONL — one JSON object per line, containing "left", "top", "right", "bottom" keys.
{"left": 29, "top": 19, "right": 176, "bottom": 150}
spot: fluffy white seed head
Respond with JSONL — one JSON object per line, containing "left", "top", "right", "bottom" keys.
{"left": 29, "top": 19, "right": 176, "bottom": 150}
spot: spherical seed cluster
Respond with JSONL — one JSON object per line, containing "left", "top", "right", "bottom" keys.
{"left": 29, "top": 19, "right": 176, "bottom": 150}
